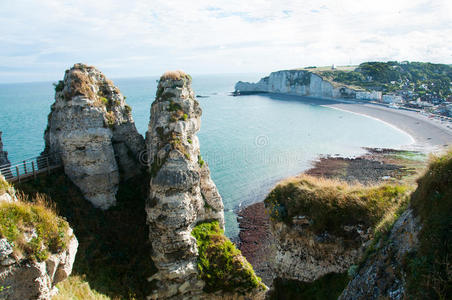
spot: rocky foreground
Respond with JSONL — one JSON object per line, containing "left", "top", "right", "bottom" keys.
{"left": 238, "top": 148, "right": 426, "bottom": 296}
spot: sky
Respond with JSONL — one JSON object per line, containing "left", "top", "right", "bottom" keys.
{"left": 0, "top": 0, "right": 451, "bottom": 83}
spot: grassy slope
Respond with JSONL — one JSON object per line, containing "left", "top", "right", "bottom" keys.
{"left": 0, "top": 192, "right": 70, "bottom": 262}
{"left": 265, "top": 174, "right": 410, "bottom": 239}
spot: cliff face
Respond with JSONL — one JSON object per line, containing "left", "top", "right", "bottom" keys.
{"left": 43, "top": 63, "right": 145, "bottom": 209}
{"left": 146, "top": 71, "right": 224, "bottom": 299}
{"left": 0, "top": 132, "right": 10, "bottom": 167}
{"left": 235, "top": 70, "right": 355, "bottom": 99}
{"left": 264, "top": 175, "right": 409, "bottom": 285}
{"left": 146, "top": 71, "right": 265, "bottom": 299}
{"left": 0, "top": 233, "right": 78, "bottom": 300}
{"left": 270, "top": 220, "right": 370, "bottom": 282}
{"left": 339, "top": 209, "right": 420, "bottom": 300}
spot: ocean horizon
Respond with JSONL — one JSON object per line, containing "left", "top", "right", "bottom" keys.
{"left": 0, "top": 74, "right": 414, "bottom": 237}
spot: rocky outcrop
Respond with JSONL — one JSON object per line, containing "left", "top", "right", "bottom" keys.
{"left": 0, "top": 175, "right": 17, "bottom": 203}
{"left": 42, "top": 63, "right": 145, "bottom": 209}
{"left": 235, "top": 70, "right": 356, "bottom": 99}
{"left": 146, "top": 71, "right": 265, "bottom": 299}
{"left": 0, "top": 233, "right": 78, "bottom": 300}
{"left": 339, "top": 209, "right": 421, "bottom": 300}
{"left": 269, "top": 218, "right": 371, "bottom": 282}
{"left": 145, "top": 71, "right": 224, "bottom": 299}
{"left": 0, "top": 185, "right": 78, "bottom": 300}
{"left": 0, "top": 132, "right": 9, "bottom": 167}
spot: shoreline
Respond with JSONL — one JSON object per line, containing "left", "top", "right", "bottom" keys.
{"left": 237, "top": 147, "right": 427, "bottom": 286}
{"left": 234, "top": 92, "right": 452, "bottom": 152}
{"left": 324, "top": 101, "right": 452, "bottom": 153}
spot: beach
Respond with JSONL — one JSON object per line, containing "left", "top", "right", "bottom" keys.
{"left": 237, "top": 99, "right": 452, "bottom": 285}
{"left": 324, "top": 102, "right": 452, "bottom": 152}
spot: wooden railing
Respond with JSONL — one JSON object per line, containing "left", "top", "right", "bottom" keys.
{"left": 0, "top": 153, "right": 62, "bottom": 183}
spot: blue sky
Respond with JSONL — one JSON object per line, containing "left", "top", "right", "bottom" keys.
{"left": 0, "top": 0, "right": 451, "bottom": 83}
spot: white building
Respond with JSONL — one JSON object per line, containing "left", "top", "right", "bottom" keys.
{"left": 382, "top": 94, "right": 403, "bottom": 104}
{"left": 356, "top": 91, "right": 382, "bottom": 101}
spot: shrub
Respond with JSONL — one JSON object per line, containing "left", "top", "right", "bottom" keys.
{"left": 124, "top": 104, "right": 132, "bottom": 114}
{"left": 198, "top": 155, "right": 205, "bottom": 168}
{"left": 191, "top": 221, "right": 265, "bottom": 293}
{"left": 105, "top": 112, "right": 116, "bottom": 128}
{"left": 0, "top": 193, "right": 70, "bottom": 262}
{"left": 53, "top": 80, "right": 64, "bottom": 92}
{"left": 264, "top": 175, "right": 409, "bottom": 237}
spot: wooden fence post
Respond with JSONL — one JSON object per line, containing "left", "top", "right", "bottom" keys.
{"left": 46, "top": 157, "right": 50, "bottom": 175}
{"left": 16, "top": 166, "right": 20, "bottom": 183}
{"left": 23, "top": 161, "right": 27, "bottom": 174}
{"left": 32, "top": 161, "right": 36, "bottom": 180}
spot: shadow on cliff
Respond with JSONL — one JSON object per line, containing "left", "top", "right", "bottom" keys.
{"left": 17, "top": 170, "right": 157, "bottom": 299}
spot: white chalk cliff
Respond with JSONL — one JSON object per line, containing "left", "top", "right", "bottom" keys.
{"left": 42, "top": 63, "right": 145, "bottom": 209}
{"left": 235, "top": 70, "right": 356, "bottom": 99}
{"left": 146, "top": 71, "right": 225, "bottom": 299}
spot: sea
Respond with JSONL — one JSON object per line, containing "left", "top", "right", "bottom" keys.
{"left": 0, "top": 74, "right": 414, "bottom": 237}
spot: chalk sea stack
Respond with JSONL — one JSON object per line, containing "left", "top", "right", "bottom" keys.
{"left": 42, "top": 63, "right": 145, "bottom": 209}
{"left": 146, "top": 71, "right": 266, "bottom": 299}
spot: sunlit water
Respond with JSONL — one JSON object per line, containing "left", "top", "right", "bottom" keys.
{"left": 0, "top": 74, "right": 413, "bottom": 237}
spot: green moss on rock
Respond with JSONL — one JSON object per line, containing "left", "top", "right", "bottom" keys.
{"left": 191, "top": 221, "right": 265, "bottom": 294}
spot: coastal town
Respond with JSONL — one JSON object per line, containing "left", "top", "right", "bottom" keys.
{"left": 318, "top": 62, "right": 452, "bottom": 120}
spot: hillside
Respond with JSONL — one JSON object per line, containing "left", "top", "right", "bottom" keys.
{"left": 305, "top": 61, "right": 452, "bottom": 100}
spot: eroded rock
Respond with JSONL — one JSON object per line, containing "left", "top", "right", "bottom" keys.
{"left": 146, "top": 71, "right": 265, "bottom": 299}
{"left": 42, "top": 63, "right": 145, "bottom": 209}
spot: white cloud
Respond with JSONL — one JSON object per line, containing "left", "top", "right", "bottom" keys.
{"left": 0, "top": 0, "right": 451, "bottom": 82}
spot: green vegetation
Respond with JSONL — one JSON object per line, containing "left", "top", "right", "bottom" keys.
{"left": 168, "top": 100, "right": 182, "bottom": 112}
{"left": 99, "top": 97, "right": 108, "bottom": 105}
{"left": 317, "top": 61, "right": 452, "bottom": 98}
{"left": 269, "top": 273, "right": 350, "bottom": 300}
{"left": 53, "top": 275, "right": 110, "bottom": 300}
{"left": 17, "top": 172, "right": 156, "bottom": 299}
{"left": 0, "top": 193, "right": 70, "bottom": 262}
{"left": 0, "top": 176, "right": 10, "bottom": 194}
{"left": 403, "top": 150, "right": 452, "bottom": 299}
{"left": 53, "top": 80, "right": 65, "bottom": 92}
{"left": 198, "top": 155, "right": 205, "bottom": 167}
{"left": 105, "top": 111, "right": 116, "bottom": 129}
{"left": 264, "top": 175, "right": 409, "bottom": 238}
{"left": 124, "top": 104, "right": 132, "bottom": 114}
{"left": 191, "top": 221, "right": 265, "bottom": 293}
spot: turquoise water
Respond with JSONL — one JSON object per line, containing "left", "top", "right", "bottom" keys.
{"left": 0, "top": 75, "right": 413, "bottom": 237}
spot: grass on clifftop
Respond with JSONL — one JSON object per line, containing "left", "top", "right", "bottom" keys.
{"left": 192, "top": 221, "right": 265, "bottom": 294}
{"left": 0, "top": 176, "right": 10, "bottom": 194}
{"left": 53, "top": 275, "right": 110, "bottom": 300}
{"left": 264, "top": 174, "right": 410, "bottom": 238}
{"left": 403, "top": 150, "right": 452, "bottom": 299}
{"left": 0, "top": 192, "right": 70, "bottom": 262}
